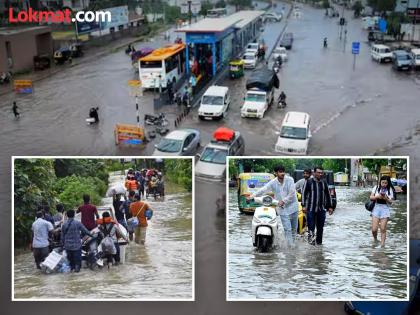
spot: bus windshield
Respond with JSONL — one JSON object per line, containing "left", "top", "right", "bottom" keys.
{"left": 140, "top": 60, "right": 162, "bottom": 69}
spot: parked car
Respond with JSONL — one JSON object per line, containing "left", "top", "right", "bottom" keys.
{"left": 195, "top": 127, "right": 245, "bottom": 181}
{"left": 275, "top": 111, "right": 311, "bottom": 155}
{"left": 198, "top": 85, "right": 231, "bottom": 120}
{"left": 242, "top": 51, "right": 258, "bottom": 69}
{"left": 246, "top": 42, "right": 259, "bottom": 55}
{"left": 392, "top": 50, "right": 413, "bottom": 71}
{"left": 152, "top": 128, "right": 200, "bottom": 156}
{"left": 411, "top": 48, "right": 420, "bottom": 69}
{"left": 272, "top": 46, "right": 288, "bottom": 62}
{"left": 370, "top": 44, "right": 393, "bottom": 63}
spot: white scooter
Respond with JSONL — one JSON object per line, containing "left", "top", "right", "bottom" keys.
{"left": 251, "top": 195, "right": 279, "bottom": 252}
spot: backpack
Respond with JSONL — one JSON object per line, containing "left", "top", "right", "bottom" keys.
{"left": 100, "top": 224, "right": 116, "bottom": 255}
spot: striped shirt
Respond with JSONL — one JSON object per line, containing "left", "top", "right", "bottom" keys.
{"left": 302, "top": 177, "right": 332, "bottom": 212}
{"left": 254, "top": 176, "right": 298, "bottom": 216}
{"left": 61, "top": 219, "right": 90, "bottom": 251}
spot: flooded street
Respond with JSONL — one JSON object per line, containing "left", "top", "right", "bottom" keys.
{"left": 228, "top": 187, "right": 407, "bottom": 300}
{"left": 13, "top": 173, "right": 193, "bottom": 300}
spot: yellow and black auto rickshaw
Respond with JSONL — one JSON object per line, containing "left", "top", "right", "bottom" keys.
{"left": 229, "top": 59, "right": 244, "bottom": 79}
{"left": 237, "top": 173, "right": 275, "bottom": 214}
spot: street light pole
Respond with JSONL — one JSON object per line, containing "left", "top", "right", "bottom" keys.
{"left": 188, "top": 0, "right": 192, "bottom": 25}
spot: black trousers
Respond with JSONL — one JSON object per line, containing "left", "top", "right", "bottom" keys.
{"left": 33, "top": 246, "right": 50, "bottom": 269}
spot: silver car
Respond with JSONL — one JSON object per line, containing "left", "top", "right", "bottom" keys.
{"left": 152, "top": 129, "right": 201, "bottom": 156}
{"left": 195, "top": 132, "right": 245, "bottom": 181}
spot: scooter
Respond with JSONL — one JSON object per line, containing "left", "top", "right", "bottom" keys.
{"left": 81, "top": 230, "right": 103, "bottom": 270}
{"left": 0, "top": 71, "right": 12, "bottom": 84}
{"left": 144, "top": 113, "right": 169, "bottom": 126}
{"left": 278, "top": 98, "right": 286, "bottom": 109}
{"left": 273, "top": 60, "right": 281, "bottom": 73}
{"left": 251, "top": 195, "right": 279, "bottom": 253}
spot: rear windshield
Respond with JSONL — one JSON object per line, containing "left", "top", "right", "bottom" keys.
{"left": 280, "top": 126, "right": 307, "bottom": 140}
{"left": 140, "top": 60, "right": 162, "bottom": 68}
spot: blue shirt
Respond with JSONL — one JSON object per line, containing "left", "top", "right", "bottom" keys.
{"left": 61, "top": 218, "right": 90, "bottom": 251}
{"left": 32, "top": 218, "right": 54, "bottom": 248}
{"left": 254, "top": 175, "right": 298, "bottom": 215}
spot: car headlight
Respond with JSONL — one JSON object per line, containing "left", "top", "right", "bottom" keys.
{"left": 269, "top": 218, "right": 277, "bottom": 224}
{"left": 253, "top": 217, "right": 261, "bottom": 224}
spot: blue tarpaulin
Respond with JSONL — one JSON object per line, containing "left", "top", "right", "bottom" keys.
{"left": 379, "top": 19, "right": 387, "bottom": 33}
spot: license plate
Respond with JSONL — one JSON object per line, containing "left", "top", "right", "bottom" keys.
{"left": 204, "top": 116, "right": 213, "bottom": 120}
{"left": 247, "top": 113, "right": 257, "bottom": 117}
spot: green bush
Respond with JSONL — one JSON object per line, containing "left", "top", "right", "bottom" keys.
{"left": 55, "top": 175, "right": 105, "bottom": 210}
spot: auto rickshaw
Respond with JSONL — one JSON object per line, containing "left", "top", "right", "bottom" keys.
{"left": 69, "top": 43, "right": 84, "bottom": 58}
{"left": 33, "top": 55, "right": 51, "bottom": 71}
{"left": 237, "top": 173, "right": 275, "bottom": 214}
{"left": 53, "top": 48, "right": 72, "bottom": 65}
{"left": 229, "top": 60, "right": 244, "bottom": 79}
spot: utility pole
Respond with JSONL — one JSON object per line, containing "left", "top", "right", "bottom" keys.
{"left": 188, "top": 0, "right": 192, "bottom": 25}
{"left": 412, "top": 0, "right": 420, "bottom": 42}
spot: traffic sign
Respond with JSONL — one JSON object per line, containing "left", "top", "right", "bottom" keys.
{"left": 352, "top": 42, "right": 360, "bottom": 55}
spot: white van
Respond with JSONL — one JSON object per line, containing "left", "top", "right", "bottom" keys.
{"left": 198, "top": 85, "right": 230, "bottom": 120}
{"left": 411, "top": 48, "right": 420, "bottom": 69}
{"left": 275, "top": 111, "right": 311, "bottom": 155}
{"left": 371, "top": 44, "right": 393, "bottom": 63}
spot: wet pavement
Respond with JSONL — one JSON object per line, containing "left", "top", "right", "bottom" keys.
{"left": 228, "top": 187, "right": 408, "bottom": 300}
{"left": 13, "top": 172, "right": 193, "bottom": 300}
{"left": 0, "top": 0, "right": 417, "bottom": 313}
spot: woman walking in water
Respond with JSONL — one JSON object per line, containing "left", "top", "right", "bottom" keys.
{"left": 370, "top": 176, "right": 395, "bottom": 247}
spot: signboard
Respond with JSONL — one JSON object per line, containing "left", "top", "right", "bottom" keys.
{"left": 114, "top": 124, "right": 144, "bottom": 145}
{"left": 14, "top": 80, "right": 33, "bottom": 94}
{"left": 100, "top": 5, "right": 129, "bottom": 31}
{"left": 76, "top": 20, "right": 100, "bottom": 35}
{"left": 352, "top": 42, "right": 360, "bottom": 55}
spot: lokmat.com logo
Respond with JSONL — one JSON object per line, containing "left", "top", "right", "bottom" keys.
{"left": 8, "top": 8, "right": 111, "bottom": 24}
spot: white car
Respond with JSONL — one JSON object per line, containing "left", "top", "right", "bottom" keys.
{"left": 371, "top": 44, "right": 393, "bottom": 63}
{"left": 272, "top": 46, "right": 288, "bottom": 62}
{"left": 198, "top": 85, "right": 231, "bottom": 120}
{"left": 242, "top": 51, "right": 257, "bottom": 69}
{"left": 275, "top": 111, "right": 311, "bottom": 155}
{"left": 263, "top": 12, "right": 282, "bottom": 22}
{"left": 246, "top": 43, "right": 259, "bottom": 55}
{"left": 241, "top": 88, "right": 274, "bottom": 119}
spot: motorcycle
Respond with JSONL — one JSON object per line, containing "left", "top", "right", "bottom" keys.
{"left": 0, "top": 71, "right": 12, "bottom": 84}
{"left": 144, "top": 113, "right": 169, "bottom": 127}
{"left": 81, "top": 230, "right": 103, "bottom": 270}
{"left": 273, "top": 60, "right": 281, "bottom": 73}
{"left": 251, "top": 195, "right": 279, "bottom": 253}
{"left": 278, "top": 98, "right": 286, "bottom": 109}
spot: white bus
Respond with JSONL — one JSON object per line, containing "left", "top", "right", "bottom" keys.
{"left": 139, "top": 43, "right": 186, "bottom": 89}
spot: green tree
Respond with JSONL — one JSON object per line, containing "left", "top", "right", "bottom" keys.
{"left": 200, "top": 0, "right": 214, "bottom": 16}
{"left": 14, "top": 159, "right": 57, "bottom": 247}
{"left": 164, "top": 159, "right": 193, "bottom": 192}
{"left": 352, "top": 1, "right": 364, "bottom": 17}
{"left": 229, "top": 0, "right": 253, "bottom": 12}
{"left": 54, "top": 175, "right": 106, "bottom": 211}
{"left": 367, "top": 0, "right": 396, "bottom": 13}
{"left": 215, "top": 0, "right": 227, "bottom": 8}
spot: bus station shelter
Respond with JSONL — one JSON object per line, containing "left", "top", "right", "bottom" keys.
{"left": 176, "top": 11, "right": 264, "bottom": 77}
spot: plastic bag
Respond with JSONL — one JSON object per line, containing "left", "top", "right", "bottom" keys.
{"left": 145, "top": 209, "right": 153, "bottom": 220}
{"left": 101, "top": 236, "right": 116, "bottom": 255}
{"left": 106, "top": 183, "right": 126, "bottom": 197}
{"left": 126, "top": 217, "right": 139, "bottom": 232}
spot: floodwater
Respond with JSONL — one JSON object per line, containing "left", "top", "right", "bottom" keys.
{"left": 13, "top": 173, "right": 193, "bottom": 300}
{"left": 228, "top": 186, "right": 408, "bottom": 300}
